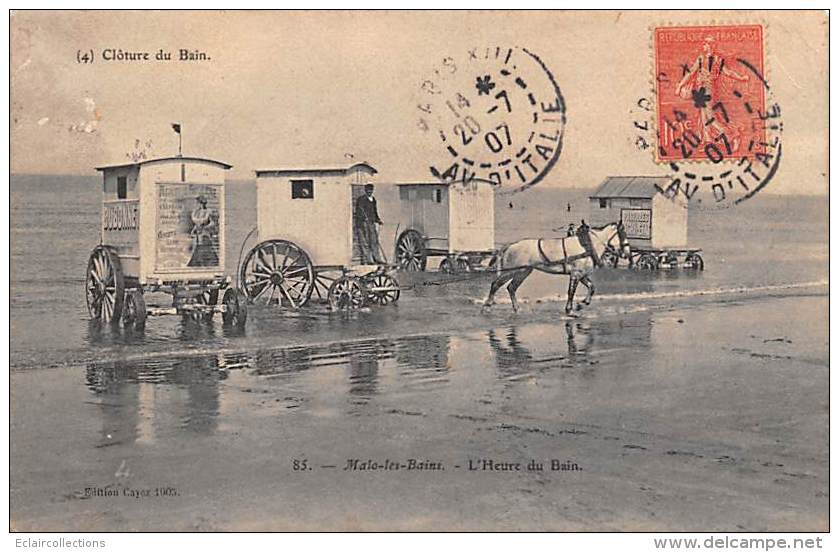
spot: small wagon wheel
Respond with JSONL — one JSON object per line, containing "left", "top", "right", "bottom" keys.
{"left": 455, "top": 257, "right": 471, "bottom": 273}
{"left": 222, "top": 288, "right": 248, "bottom": 328}
{"left": 122, "top": 289, "right": 147, "bottom": 331}
{"left": 600, "top": 248, "right": 619, "bottom": 268}
{"left": 439, "top": 257, "right": 455, "bottom": 274}
{"left": 240, "top": 239, "right": 315, "bottom": 308}
{"left": 85, "top": 246, "right": 124, "bottom": 324}
{"left": 311, "top": 269, "right": 342, "bottom": 303}
{"left": 395, "top": 229, "right": 427, "bottom": 272}
{"left": 684, "top": 253, "right": 705, "bottom": 271}
{"left": 364, "top": 273, "right": 401, "bottom": 306}
{"left": 328, "top": 275, "right": 368, "bottom": 310}
{"left": 635, "top": 253, "right": 659, "bottom": 271}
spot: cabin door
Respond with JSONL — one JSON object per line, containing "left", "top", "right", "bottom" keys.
{"left": 351, "top": 184, "right": 365, "bottom": 264}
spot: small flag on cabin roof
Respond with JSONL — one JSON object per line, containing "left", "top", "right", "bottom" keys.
{"left": 171, "top": 123, "right": 181, "bottom": 134}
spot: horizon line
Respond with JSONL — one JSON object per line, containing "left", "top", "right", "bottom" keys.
{"left": 8, "top": 172, "right": 829, "bottom": 196}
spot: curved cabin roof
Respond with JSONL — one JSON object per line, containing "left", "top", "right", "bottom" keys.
{"left": 95, "top": 156, "right": 232, "bottom": 171}
{"left": 255, "top": 162, "right": 377, "bottom": 178}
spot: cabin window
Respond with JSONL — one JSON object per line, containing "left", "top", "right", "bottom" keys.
{"left": 117, "top": 176, "right": 128, "bottom": 199}
{"left": 291, "top": 179, "right": 314, "bottom": 199}
{"left": 599, "top": 198, "right": 608, "bottom": 209}
{"left": 435, "top": 189, "right": 442, "bottom": 203}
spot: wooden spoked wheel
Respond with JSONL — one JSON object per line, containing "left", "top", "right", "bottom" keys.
{"left": 635, "top": 253, "right": 659, "bottom": 271}
{"left": 328, "top": 276, "right": 368, "bottom": 310}
{"left": 600, "top": 248, "right": 619, "bottom": 268}
{"left": 85, "top": 246, "right": 124, "bottom": 324}
{"left": 122, "top": 290, "right": 147, "bottom": 330}
{"left": 222, "top": 288, "right": 248, "bottom": 328}
{"left": 395, "top": 230, "right": 427, "bottom": 272}
{"left": 311, "top": 270, "right": 342, "bottom": 303}
{"left": 439, "top": 258, "right": 454, "bottom": 274}
{"left": 364, "top": 273, "right": 400, "bottom": 306}
{"left": 240, "top": 239, "right": 315, "bottom": 308}
{"left": 684, "top": 253, "right": 705, "bottom": 271}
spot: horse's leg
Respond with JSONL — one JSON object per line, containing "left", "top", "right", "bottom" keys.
{"left": 484, "top": 269, "right": 516, "bottom": 308}
{"left": 578, "top": 274, "right": 595, "bottom": 308}
{"left": 565, "top": 277, "right": 578, "bottom": 315}
{"left": 506, "top": 267, "right": 533, "bottom": 313}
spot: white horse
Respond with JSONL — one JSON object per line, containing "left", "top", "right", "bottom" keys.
{"left": 483, "top": 221, "right": 630, "bottom": 314}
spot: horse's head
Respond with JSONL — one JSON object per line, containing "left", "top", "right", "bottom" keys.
{"left": 607, "top": 221, "right": 631, "bottom": 259}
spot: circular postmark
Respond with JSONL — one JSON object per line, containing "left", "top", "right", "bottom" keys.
{"left": 415, "top": 47, "right": 566, "bottom": 193}
{"left": 631, "top": 25, "right": 783, "bottom": 210}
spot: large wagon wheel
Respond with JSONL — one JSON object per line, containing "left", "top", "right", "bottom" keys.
{"left": 85, "top": 246, "right": 124, "bottom": 324}
{"left": 122, "top": 290, "right": 147, "bottom": 331}
{"left": 328, "top": 275, "right": 368, "bottom": 310}
{"left": 240, "top": 239, "right": 315, "bottom": 308}
{"left": 395, "top": 229, "right": 427, "bottom": 272}
{"left": 364, "top": 273, "right": 400, "bottom": 305}
{"left": 684, "top": 253, "right": 705, "bottom": 271}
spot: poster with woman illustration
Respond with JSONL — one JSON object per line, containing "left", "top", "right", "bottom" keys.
{"left": 156, "top": 183, "right": 222, "bottom": 271}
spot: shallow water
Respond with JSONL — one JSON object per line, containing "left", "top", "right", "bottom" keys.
{"left": 10, "top": 175, "right": 827, "bottom": 369}
{"left": 10, "top": 175, "right": 829, "bottom": 530}
{"left": 10, "top": 296, "right": 829, "bottom": 530}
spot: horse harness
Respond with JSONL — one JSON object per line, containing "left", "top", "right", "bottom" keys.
{"left": 536, "top": 237, "right": 593, "bottom": 270}
{"left": 535, "top": 225, "right": 620, "bottom": 270}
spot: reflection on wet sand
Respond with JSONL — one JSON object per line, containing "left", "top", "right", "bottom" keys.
{"left": 85, "top": 355, "right": 227, "bottom": 445}
{"left": 84, "top": 316, "right": 248, "bottom": 352}
{"left": 486, "top": 321, "right": 594, "bottom": 374}
{"left": 81, "top": 315, "right": 654, "bottom": 444}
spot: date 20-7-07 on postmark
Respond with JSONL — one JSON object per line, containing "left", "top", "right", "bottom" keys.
{"left": 645, "top": 24, "right": 782, "bottom": 208}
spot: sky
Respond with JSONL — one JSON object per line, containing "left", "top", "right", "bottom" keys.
{"left": 10, "top": 10, "right": 828, "bottom": 194}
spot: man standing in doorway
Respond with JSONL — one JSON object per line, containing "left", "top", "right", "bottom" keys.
{"left": 355, "top": 183, "right": 386, "bottom": 264}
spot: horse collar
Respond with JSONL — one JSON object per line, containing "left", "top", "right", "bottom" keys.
{"left": 537, "top": 238, "right": 552, "bottom": 264}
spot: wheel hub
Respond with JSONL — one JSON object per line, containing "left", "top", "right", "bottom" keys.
{"left": 270, "top": 272, "right": 284, "bottom": 285}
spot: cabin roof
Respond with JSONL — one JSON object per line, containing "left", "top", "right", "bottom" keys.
{"left": 255, "top": 162, "right": 377, "bottom": 178}
{"left": 589, "top": 176, "right": 671, "bottom": 199}
{"left": 395, "top": 181, "right": 452, "bottom": 187}
{"left": 95, "top": 156, "right": 232, "bottom": 171}
{"left": 394, "top": 179, "right": 496, "bottom": 187}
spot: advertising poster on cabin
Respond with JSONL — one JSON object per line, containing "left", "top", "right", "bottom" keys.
{"left": 102, "top": 200, "right": 140, "bottom": 257}
{"left": 155, "top": 183, "right": 222, "bottom": 271}
{"left": 620, "top": 208, "right": 652, "bottom": 240}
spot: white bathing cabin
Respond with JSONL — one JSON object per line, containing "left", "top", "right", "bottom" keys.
{"left": 396, "top": 179, "right": 496, "bottom": 255}
{"left": 253, "top": 162, "right": 378, "bottom": 268}
{"left": 95, "top": 156, "right": 231, "bottom": 285}
{"left": 588, "top": 176, "right": 687, "bottom": 249}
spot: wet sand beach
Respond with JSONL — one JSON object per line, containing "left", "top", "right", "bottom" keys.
{"left": 10, "top": 293, "right": 828, "bottom": 531}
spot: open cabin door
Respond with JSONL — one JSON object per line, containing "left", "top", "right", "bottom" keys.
{"left": 351, "top": 184, "right": 365, "bottom": 264}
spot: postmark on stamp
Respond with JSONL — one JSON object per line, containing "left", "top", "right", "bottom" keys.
{"left": 631, "top": 24, "right": 783, "bottom": 209}
{"left": 415, "top": 47, "right": 566, "bottom": 193}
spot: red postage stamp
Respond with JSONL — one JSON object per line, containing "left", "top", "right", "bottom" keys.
{"left": 654, "top": 24, "right": 767, "bottom": 163}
